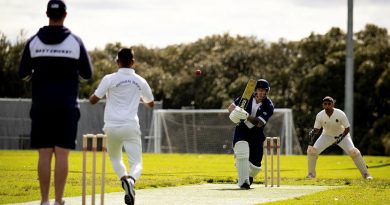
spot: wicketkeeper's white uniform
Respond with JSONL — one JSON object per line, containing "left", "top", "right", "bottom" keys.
{"left": 307, "top": 108, "right": 372, "bottom": 179}
{"left": 94, "top": 68, "right": 154, "bottom": 180}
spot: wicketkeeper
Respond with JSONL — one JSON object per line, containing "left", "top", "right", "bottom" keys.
{"left": 307, "top": 96, "right": 373, "bottom": 179}
{"left": 227, "top": 79, "right": 274, "bottom": 189}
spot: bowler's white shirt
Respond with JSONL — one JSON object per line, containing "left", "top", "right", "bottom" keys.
{"left": 314, "top": 108, "right": 350, "bottom": 137}
{"left": 94, "top": 68, "right": 154, "bottom": 128}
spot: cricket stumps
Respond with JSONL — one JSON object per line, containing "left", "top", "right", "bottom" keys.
{"left": 82, "top": 134, "right": 107, "bottom": 205}
{"left": 263, "top": 137, "right": 280, "bottom": 187}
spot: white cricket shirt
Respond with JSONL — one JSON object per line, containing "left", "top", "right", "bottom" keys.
{"left": 94, "top": 68, "right": 154, "bottom": 128}
{"left": 314, "top": 108, "right": 350, "bottom": 137}
{"left": 250, "top": 98, "right": 261, "bottom": 117}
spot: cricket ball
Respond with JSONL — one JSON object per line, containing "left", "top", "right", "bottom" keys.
{"left": 195, "top": 69, "right": 202, "bottom": 76}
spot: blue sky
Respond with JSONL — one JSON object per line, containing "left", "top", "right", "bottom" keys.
{"left": 1, "top": 0, "right": 389, "bottom": 49}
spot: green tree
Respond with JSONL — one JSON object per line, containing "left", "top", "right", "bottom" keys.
{"left": 290, "top": 28, "right": 347, "bottom": 152}
{"left": 0, "top": 31, "right": 30, "bottom": 98}
{"left": 1, "top": 25, "right": 389, "bottom": 155}
{"left": 354, "top": 24, "right": 390, "bottom": 154}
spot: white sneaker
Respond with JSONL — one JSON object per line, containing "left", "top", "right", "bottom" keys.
{"left": 306, "top": 173, "right": 315, "bottom": 178}
{"left": 364, "top": 173, "right": 373, "bottom": 180}
{"left": 40, "top": 202, "right": 50, "bottom": 205}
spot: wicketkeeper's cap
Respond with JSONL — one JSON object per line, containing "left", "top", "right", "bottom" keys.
{"left": 47, "top": 0, "right": 66, "bottom": 19}
{"left": 323, "top": 96, "right": 335, "bottom": 103}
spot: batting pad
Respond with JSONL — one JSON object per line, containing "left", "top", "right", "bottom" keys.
{"left": 307, "top": 146, "right": 318, "bottom": 177}
{"left": 234, "top": 141, "right": 250, "bottom": 186}
{"left": 249, "top": 162, "right": 261, "bottom": 177}
{"left": 349, "top": 148, "right": 370, "bottom": 178}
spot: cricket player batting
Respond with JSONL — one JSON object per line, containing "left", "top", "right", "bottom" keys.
{"left": 228, "top": 79, "right": 274, "bottom": 189}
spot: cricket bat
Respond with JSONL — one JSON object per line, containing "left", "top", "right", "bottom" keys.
{"left": 238, "top": 79, "right": 256, "bottom": 109}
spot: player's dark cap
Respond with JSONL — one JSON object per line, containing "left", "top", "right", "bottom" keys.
{"left": 323, "top": 96, "right": 335, "bottom": 103}
{"left": 256, "top": 79, "right": 270, "bottom": 90}
{"left": 47, "top": 0, "right": 66, "bottom": 19}
{"left": 117, "top": 48, "right": 134, "bottom": 61}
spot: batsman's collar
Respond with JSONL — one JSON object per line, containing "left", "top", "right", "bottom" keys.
{"left": 323, "top": 96, "right": 335, "bottom": 103}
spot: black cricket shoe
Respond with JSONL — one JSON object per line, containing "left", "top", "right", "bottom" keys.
{"left": 249, "top": 177, "right": 253, "bottom": 185}
{"left": 240, "top": 181, "right": 250, "bottom": 190}
{"left": 121, "top": 177, "right": 135, "bottom": 205}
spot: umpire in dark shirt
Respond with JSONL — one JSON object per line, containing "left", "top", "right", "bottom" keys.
{"left": 18, "top": 1, "right": 93, "bottom": 204}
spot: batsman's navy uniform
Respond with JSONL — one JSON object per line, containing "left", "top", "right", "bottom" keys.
{"left": 19, "top": 26, "right": 92, "bottom": 149}
{"left": 232, "top": 94, "right": 274, "bottom": 167}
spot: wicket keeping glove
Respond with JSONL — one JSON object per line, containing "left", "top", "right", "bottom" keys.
{"left": 334, "top": 134, "right": 345, "bottom": 144}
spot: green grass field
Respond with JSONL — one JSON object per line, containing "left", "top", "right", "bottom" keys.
{"left": 0, "top": 150, "right": 389, "bottom": 204}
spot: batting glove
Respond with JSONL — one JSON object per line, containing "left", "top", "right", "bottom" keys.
{"left": 244, "top": 120, "right": 255, "bottom": 128}
{"left": 229, "top": 107, "right": 249, "bottom": 124}
{"left": 229, "top": 111, "right": 241, "bottom": 124}
{"left": 234, "top": 107, "right": 249, "bottom": 119}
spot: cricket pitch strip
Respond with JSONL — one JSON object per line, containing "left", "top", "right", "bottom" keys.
{"left": 8, "top": 184, "right": 340, "bottom": 205}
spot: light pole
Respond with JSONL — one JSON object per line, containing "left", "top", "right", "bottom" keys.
{"left": 345, "top": 0, "right": 354, "bottom": 137}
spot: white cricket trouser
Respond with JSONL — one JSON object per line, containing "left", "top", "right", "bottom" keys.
{"left": 311, "top": 133, "right": 371, "bottom": 178}
{"left": 104, "top": 125, "right": 142, "bottom": 180}
{"left": 313, "top": 133, "right": 355, "bottom": 154}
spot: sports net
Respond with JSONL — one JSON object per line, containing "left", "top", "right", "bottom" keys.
{"left": 146, "top": 109, "right": 302, "bottom": 155}
{"left": 0, "top": 98, "right": 160, "bottom": 150}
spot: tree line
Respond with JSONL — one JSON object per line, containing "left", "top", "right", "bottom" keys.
{"left": 0, "top": 24, "right": 389, "bottom": 155}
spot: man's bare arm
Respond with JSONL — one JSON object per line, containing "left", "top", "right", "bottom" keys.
{"left": 89, "top": 94, "right": 100, "bottom": 105}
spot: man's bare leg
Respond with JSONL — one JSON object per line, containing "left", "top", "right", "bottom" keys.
{"left": 38, "top": 148, "right": 54, "bottom": 204}
{"left": 54, "top": 146, "right": 70, "bottom": 204}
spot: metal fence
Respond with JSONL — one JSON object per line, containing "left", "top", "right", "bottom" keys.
{"left": 0, "top": 98, "right": 161, "bottom": 151}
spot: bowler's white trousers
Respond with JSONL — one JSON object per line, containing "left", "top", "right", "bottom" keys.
{"left": 104, "top": 125, "right": 142, "bottom": 180}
